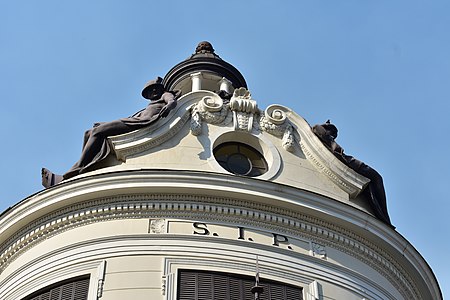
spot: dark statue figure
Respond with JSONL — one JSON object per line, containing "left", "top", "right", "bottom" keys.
{"left": 42, "top": 77, "right": 180, "bottom": 188}
{"left": 312, "top": 120, "right": 393, "bottom": 227}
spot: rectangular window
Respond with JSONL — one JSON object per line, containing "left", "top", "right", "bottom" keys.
{"left": 178, "top": 269, "right": 302, "bottom": 300}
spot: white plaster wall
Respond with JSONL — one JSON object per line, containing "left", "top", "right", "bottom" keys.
{"left": 93, "top": 118, "right": 351, "bottom": 205}
{"left": 103, "top": 256, "right": 164, "bottom": 299}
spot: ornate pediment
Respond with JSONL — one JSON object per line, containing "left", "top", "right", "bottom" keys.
{"left": 109, "top": 88, "right": 369, "bottom": 198}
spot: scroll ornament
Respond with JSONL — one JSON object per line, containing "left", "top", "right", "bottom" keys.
{"left": 260, "top": 104, "right": 295, "bottom": 152}
{"left": 190, "top": 94, "right": 229, "bottom": 135}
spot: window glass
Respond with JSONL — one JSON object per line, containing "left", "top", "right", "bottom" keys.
{"left": 214, "top": 142, "right": 268, "bottom": 177}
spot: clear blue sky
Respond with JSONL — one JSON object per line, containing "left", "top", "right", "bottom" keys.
{"left": 1, "top": 0, "right": 449, "bottom": 297}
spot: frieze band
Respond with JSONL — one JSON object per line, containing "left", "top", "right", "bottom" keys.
{"left": 0, "top": 193, "right": 418, "bottom": 299}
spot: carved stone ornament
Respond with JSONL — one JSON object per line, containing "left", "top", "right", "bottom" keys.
{"left": 149, "top": 219, "right": 166, "bottom": 234}
{"left": 105, "top": 88, "right": 292, "bottom": 155}
{"left": 190, "top": 94, "right": 229, "bottom": 135}
{"left": 282, "top": 124, "right": 295, "bottom": 152}
{"left": 311, "top": 242, "right": 327, "bottom": 259}
{"left": 107, "top": 89, "right": 370, "bottom": 199}
{"left": 190, "top": 110, "right": 202, "bottom": 136}
{"left": 260, "top": 104, "right": 295, "bottom": 152}
{"left": 229, "top": 87, "right": 259, "bottom": 132}
{"left": 188, "top": 90, "right": 295, "bottom": 152}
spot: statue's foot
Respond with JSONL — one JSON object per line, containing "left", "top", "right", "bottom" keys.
{"left": 41, "top": 168, "right": 63, "bottom": 188}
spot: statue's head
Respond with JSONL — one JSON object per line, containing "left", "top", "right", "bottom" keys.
{"left": 323, "top": 120, "right": 338, "bottom": 139}
{"left": 142, "top": 77, "right": 164, "bottom": 100}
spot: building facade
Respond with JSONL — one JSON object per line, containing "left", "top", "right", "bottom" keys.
{"left": 0, "top": 42, "right": 441, "bottom": 300}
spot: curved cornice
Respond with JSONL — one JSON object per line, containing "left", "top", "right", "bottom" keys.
{"left": 0, "top": 170, "right": 439, "bottom": 299}
{"left": 163, "top": 57, "right": 247, "bottom": 91}
{"left": 275, "top": 105, "right": 371, "bottom": 198}
{"left": 0, "top": 170, "right": 380, "bottom": 241}
{"left": 109, "top": 90, "right": 215, "bottom": 160}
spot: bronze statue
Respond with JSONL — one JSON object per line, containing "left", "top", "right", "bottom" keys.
{"left": 42, "top": 77, "right": 180, "bottom": 188}
{"left": 313, "top": 120, "right": 393, "bottom": 227}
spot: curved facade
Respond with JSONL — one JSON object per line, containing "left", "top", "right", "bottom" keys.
{"left": 0, "top": 43, "right": 441, "bottom": 300}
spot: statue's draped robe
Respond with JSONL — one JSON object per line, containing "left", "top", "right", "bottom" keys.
{"left": 63, "top": 92, "right": 177, "bottom": 179}
{"left": 312, "top": 124, "right": 392, "bottom": 226}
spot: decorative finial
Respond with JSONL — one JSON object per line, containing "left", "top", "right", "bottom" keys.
{"left": 195, "top": 41, "right": 215, "bottom": 54}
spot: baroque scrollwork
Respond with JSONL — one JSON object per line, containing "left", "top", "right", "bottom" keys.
{"left": 190, "top": 94, "right": 229, "bottom": 135}
{"left": 189, "top": 89, "right": 297, "bottom": 152}
{"left": 260, "top": 104, "right": 295, "bottom": 152}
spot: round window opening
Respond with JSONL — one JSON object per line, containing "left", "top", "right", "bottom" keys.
{"left": 213, "top": 142, "right": 268, "bottom": 177}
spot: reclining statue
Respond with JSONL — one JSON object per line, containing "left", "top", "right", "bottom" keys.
{"left": 313, "top": 120, "right": 393, "bottom": 227}
{"left": 42, "top": 77, "right": 180, "bottom": 188}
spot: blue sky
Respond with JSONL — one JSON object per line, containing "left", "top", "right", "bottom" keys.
{"left": 1, "top": 0, "right": 449, "bottom": 297}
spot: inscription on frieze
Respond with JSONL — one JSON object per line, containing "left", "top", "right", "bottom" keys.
{"left": 161, "top": 220, "right": 310, "bottom": 254}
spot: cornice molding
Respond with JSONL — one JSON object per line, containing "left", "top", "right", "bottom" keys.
{"left": 283, "top": 108, "right": 370, "bottom": 198}
{"left": 0, "top": 187, "right": 426, "bottom": 299}
{"left": 0, "top": 171, "right": 377, "bottom": 240}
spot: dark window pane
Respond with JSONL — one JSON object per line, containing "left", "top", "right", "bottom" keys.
{"left": 214, "top": 142, "right": 268, "bottom": 177}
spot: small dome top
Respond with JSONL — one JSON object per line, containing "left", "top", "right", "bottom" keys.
{"left": 195, "top": 41, "right": 215, "bottom": 54}
{"left": 163, "top": 41, "right": 247, "bottom": 91}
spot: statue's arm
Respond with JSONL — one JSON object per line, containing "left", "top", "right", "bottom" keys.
{"left": 159, "top": 91, "right": 179, "bottom": 118}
